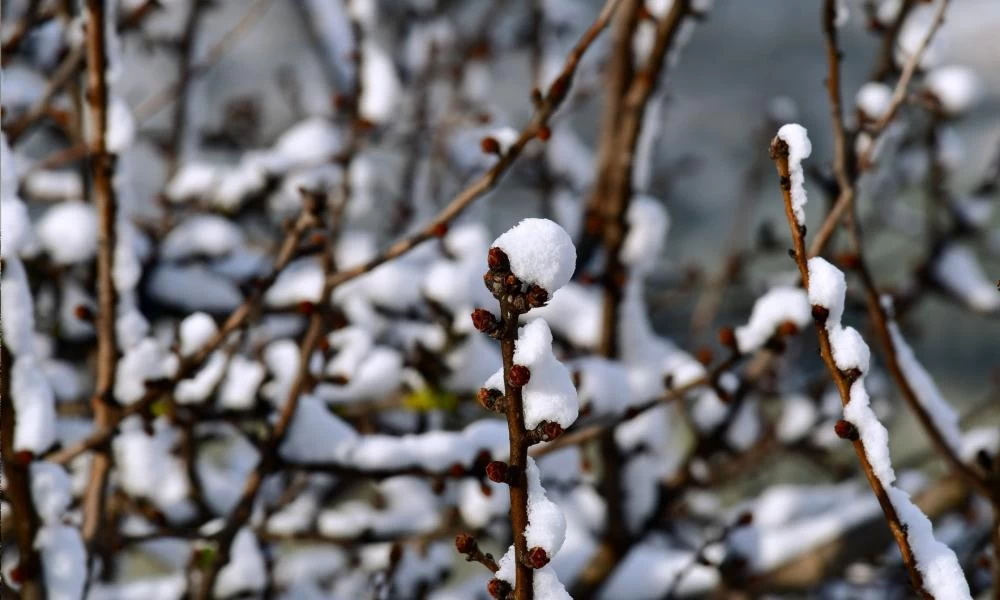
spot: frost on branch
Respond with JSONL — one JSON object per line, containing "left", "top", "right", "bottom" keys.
{"left": 807, "top": 257, "right": 972, "bottom": 600}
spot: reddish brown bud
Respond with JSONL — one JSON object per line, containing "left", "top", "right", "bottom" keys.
{"left": 471, "top": 308, "right": 499, "bottom": 333}
{"left": 477, "top": 112, "right": 493, "bottom": 125}
{"left": 811, "top": 305, "right": 830, "bottom": 323}
{"left": 318, "top": 337, "right": 331, "bottom": 353}
{"left": 834, "top": 419, "right": 859, "bottom": 441}
{"left": 487, "top": 247, "right": 509, "bottom": 271}
{"left": 695, "top": 347, "right": 713, "bottom": 366}
{"left": 486, "top": 461, "right": 508, "bottom": 484}
{"left": 548, "top": 74, "right": 570, "bottom": 104}
{"left": 455, "top": 533, "right": 477, "bottom": 554}
{"left": 584, "top": 212, "right": 603, "bottom": 235}
{"left": 841, "top": 367, "right": 863, "bottom": 383}
{"left": 536, "top": 126, "right": 551, "bottom": 141}
{"left": 525, "top": 547, "right": 550, "bottom": 569}
{"left": 73, "top": 305, "right": 94, "bottom": 321}
{"left": 475, "top": 449, "right": 492, "bottom": 465}
{"left": 297, "top": 301, "right": 316, "bottom": 316}
{"left": 541, "top": 421, "right": 563, "bottom": 441}
{"left": 508, "top": 364, "right": 531, "bottom": 387}
{"left": 579, "top": 273, "right": 596, "bottom": 285}
{"left": 836, "top": 252, "right": 862, "bottom": 270}
{"left": 480, "top": 136, "right": 501, "bottom": 155}
{"left": 389, "top": 542, "right": 403, "bottom": 564}
{"left": 9, "top": 564, "right": 26, "bottom": 584}
{"left": 14, "top": 450, "right": 34, "bottom": 466}
{"left": 449, "top": 463, "right": 466, "bottom": 478}
{"left": 736, "top": 511, "right": 754, "bottom": 526}
{"left": 526, "top": 285, "right": 549, "bottom": 308}
{"left": 308, "top": 231, "right": 327, "bottom": 247}
{"left": 504, "top": 273, "right": 519, "bottom": 289}
{"left": 329, "top": 374, "right": 350, "bottom": 385}
{"left": 487, "top": 578, "right": 511, "bottom": 599}
{"left": 432, "top": 222, "right": 449, "bottom": 238}
{"left": 478, "top": 387, "right": 503, "bottom": 412}
{"left": 777, "top": 320, "right": 799, "bottom": 337}
{"left": 718, "top": 326, "right": 736, "bottom": 348}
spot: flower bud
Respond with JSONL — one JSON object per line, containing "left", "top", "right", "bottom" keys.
{"left": 508, "top": 365, "right": 531, "bottom": 387}
{"left": 486, "top": 461, "right": 508, "bottom": 484}
{"left": 525, "top": 547, "right": 550, "bottom": 569}
{"left": 834, "top": 419, "right": 859, "bottom": 441}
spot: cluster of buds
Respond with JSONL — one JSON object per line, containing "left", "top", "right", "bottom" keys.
{"left": 481, "top": 247, "right": 550, "bottom": 311}
{"left": 527, "top": 421, "right": 564, "bottom": 445}
{"left": 477, "top": 387, "right": 505, "bottom": 413}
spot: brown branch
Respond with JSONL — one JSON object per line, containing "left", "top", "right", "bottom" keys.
{"left": 133, "top": 0, "right": 276, "bottom": 123}
{"left": 164, "top": 0, "right": 208, "bottom": 175}
{"left": 194, "top": 191, "right": 338, "bottom": 599}
{"left": 870, "top": 0, "right": 917, "bottom": 82}
{"left": 771, "top": 135, "right": 932, "bottom": 599}
{"left": 323, "top": 0, "right": 622, "bottom": 292}
{"left": 80, "top": 0, "right": 119, "bottom": 559}
{"left": 810, "top": 0, "right": 949, "bottom": 258}
{"left": 46, "top": 205, "right": 320, "bottom": 466}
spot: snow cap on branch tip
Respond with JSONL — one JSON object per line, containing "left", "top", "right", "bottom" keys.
{"left": 775, "top": 124, "right": 812, "bottom": 227}
{"left": 491, "top": 218, "right": 576, "bottom": 293}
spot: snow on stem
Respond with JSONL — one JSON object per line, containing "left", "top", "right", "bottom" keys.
{"left": 772, "top": 130, "right": 971, "bottom": 600}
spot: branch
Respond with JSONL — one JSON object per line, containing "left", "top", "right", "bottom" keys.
{"left": 771, "top": 135, "right": 934, "bottom": 599}
{"left": 80, "top": 0, "right": 119, "bottom": 557}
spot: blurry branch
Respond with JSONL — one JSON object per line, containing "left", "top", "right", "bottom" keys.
{"left": 771, "top": 134, "right": 932, "bottom": 599}
{"left": 810, "top": 0, "right": 950, "bottom": 258}
{"left": 46, "top": 205, "right": 320, "bottom": 466}
{"left": 755, "top": 473, "right": 971, "bottom": 591}
{"left": 165, "top": 0, "right": 208, "bottom": 175}
{"left": 323, "top": 0, "right": 623, "bottom": 291}
{"left": 80, "top": 0, "right": 119, "bottom": 563}
{"left": 870, "top": 0, "right": 917, "bottom": 82}
{"left": 195, "top": 191, "right": 339, "bottom": 598}
{"left": 133, "top": 0, "right": 276, "bottom": 123}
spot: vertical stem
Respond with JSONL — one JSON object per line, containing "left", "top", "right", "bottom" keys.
{"left": 81, "top": 0, "right": 119, "bottom": 553}
{"left": 500, "top": 303, "right": 533, "bottom": 600}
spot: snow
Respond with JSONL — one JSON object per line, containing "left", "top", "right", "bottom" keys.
{"left": 30, "top": 462, "right": 73, "bottom": 523}
{"left": 807, "top": 257, "right": 848, "bottom": 324}
{"left": 525, "top": 457, "right": 567, "bottom": 555}
{"left": 147, "top": 264, "right": 244, "bottom": 313}
{"left": 896, "top": 4, "right": 946, "bottom": 69}
{"left": 776, "top": 394, "right": 818, "bottom": 443}
{"left": 855, "top": 82, "right": 892, "bottom": 120}
{"left": 23, "top": 170, "right": 84, "bottom": 201}
{"left": 0, "top": 198, "right": 32, "bottom": 259}
{"left": 359, "top": 40, "right": 401, "bottom": 124}
{"left": 806, "top": 259, "right": 971, "bottom": 597}
{"left": 734, "top": 286, "right": 811, "bottom": 353}
{"left": 931, "top": 244, "right": 1000, "bottom": 313}
{"left": 776, "top": 124, "right": 812, "bottom": 226}
{"left": 495, "top": 546, "right": 572, "bottom": 600}
{"left": 314, "top": 346, "right": 403, "bottom": 404}
{"left": 113, "top": 418, "right": 194, "bottom": 521}
{"left": 492, "top": 218, "right": 576, "bottom": 292}
{"left": 342, "top": 419, "right": 508, "bottom": 472}
{"left": 265, "top": 258, "right": 324, "bottom": 307}
{"left": 620, "top": 196, "right": 670, "bottom": 275}
{"left": 175, "top": 352, "right": 227, "bottom": 404}
{"left": 35, "top": 525, "right": 86, "bottom": 600}
{"left": 12, "top": 355, "right": 57, "bottom": 453}
{"left": 114, "top": 338, "right": 180, "bottom": 404}
{"left": 214, "top": 529, "right": 267, "bottom": 598}
{"left": 527, "top": 283, "right": 602, "bottom": 349}
{"left": 269, "top": 118, "right": 344, "bottom": 172}
{"left": 178, "top": 312, "right": 218, "bottom": 357}
{"left": 219, "top": 355, "right": 266, "bottom": 409}
{"left": 1, "top": 257, "right": 37, "bottom": 355}
{"left": 882, "top": 298, "right": 963, "bottom": 455}
{"left": 484, "top": 319, "right": 579, "bottom": 430}
{"left": 924, "top": 65, "right": 982, "bottom": 115}
{"left": 887, "top": 487, "right": 972, "bottom": 600}
{"left": 572, "top": 357, "right": 637, "bottom": 416}
{"left": 599, "top": 538, "right": 718, "bottom": 599}
{"left": 278, "top": 395, "right": 359, "bottom": 463}
{"left": 35, "top": 201, "right": 98, "bottom": 264}
{"left": 166, "top": 162, "right": 220, "bottom": 202}
{"left": 160, "top": 215, "right": 244, "bottom": 261}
